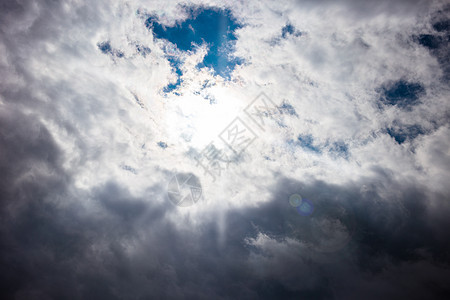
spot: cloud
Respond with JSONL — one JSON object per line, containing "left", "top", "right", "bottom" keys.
{"left": 1, "top": 0, "right": 450, "bottom": 299}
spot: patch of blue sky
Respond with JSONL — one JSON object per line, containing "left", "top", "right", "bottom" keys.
{"left": 146, "top": 7, "right": 243, "bottom": 79}
{"left": 433, "top": 19, "right": 450, "bottom": 32}
{"left": 135, "top": 44, "right": 151, "bottom": 57}
{"left": 275, "top": 120, "right": 288, "bottom": 128}
{"left": 98, "top": 41, "right": 112, "bottom": 53}
{"left": 97, "top": 41, "right": 124, "bottom": 58}
{"left": 378, "top": 80, "right": 424, "bottom": 110}
{"left": 286, "top": 134, "right": 321, "bottom": 154}
{"left": 277, "top": 101, "right": 298, "bottom": 116}
{"left": 164, "top": 56, "right": 184, "bottom": 93}
{"left": 270, "top": 23, "right": 303, "bottom": 46}
{"left": 327, "top": 141, "right": 349, "bottom": 159}
{"left": 416, "top": 34, "right": 443, "bottom": 50}
{"left": 157, "top": 141, "right": 168, "bottom": 149}
{"left": 413, "top": 20, "right": 450, "bottom": 82}
{"left": 281, "top": 23, "right": 302, "bottom": 39}
{"left": 297, "top": 134, "right": 321, "bottom": 153}
{"left": 386, "top": 125, "right": 424, "bottom": 145}
{"left": 120, "top": 165, "right": 137, "bottom": 174}
{"left": 287, "top": 135, "right": 350, "bottom": 158}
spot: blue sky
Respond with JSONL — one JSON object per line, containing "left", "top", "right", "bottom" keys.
{"left": 146, "top": 6, "right": 243, "bottom": 92}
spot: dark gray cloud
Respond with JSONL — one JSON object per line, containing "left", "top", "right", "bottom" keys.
{"left": 1, "top": 115, "right": 449, "bottom": 299}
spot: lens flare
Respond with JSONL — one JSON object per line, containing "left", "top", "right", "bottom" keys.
{"left": 289, "top": 194, "right": 302, "bottom": 207}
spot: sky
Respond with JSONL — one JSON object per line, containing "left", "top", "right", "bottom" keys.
{"left": 1, "top": 0, "right": 450, "bottom": 299}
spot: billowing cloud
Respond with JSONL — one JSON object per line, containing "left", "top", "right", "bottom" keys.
{"left": 1, "top": 0, "right": 449, "bottom": 299}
